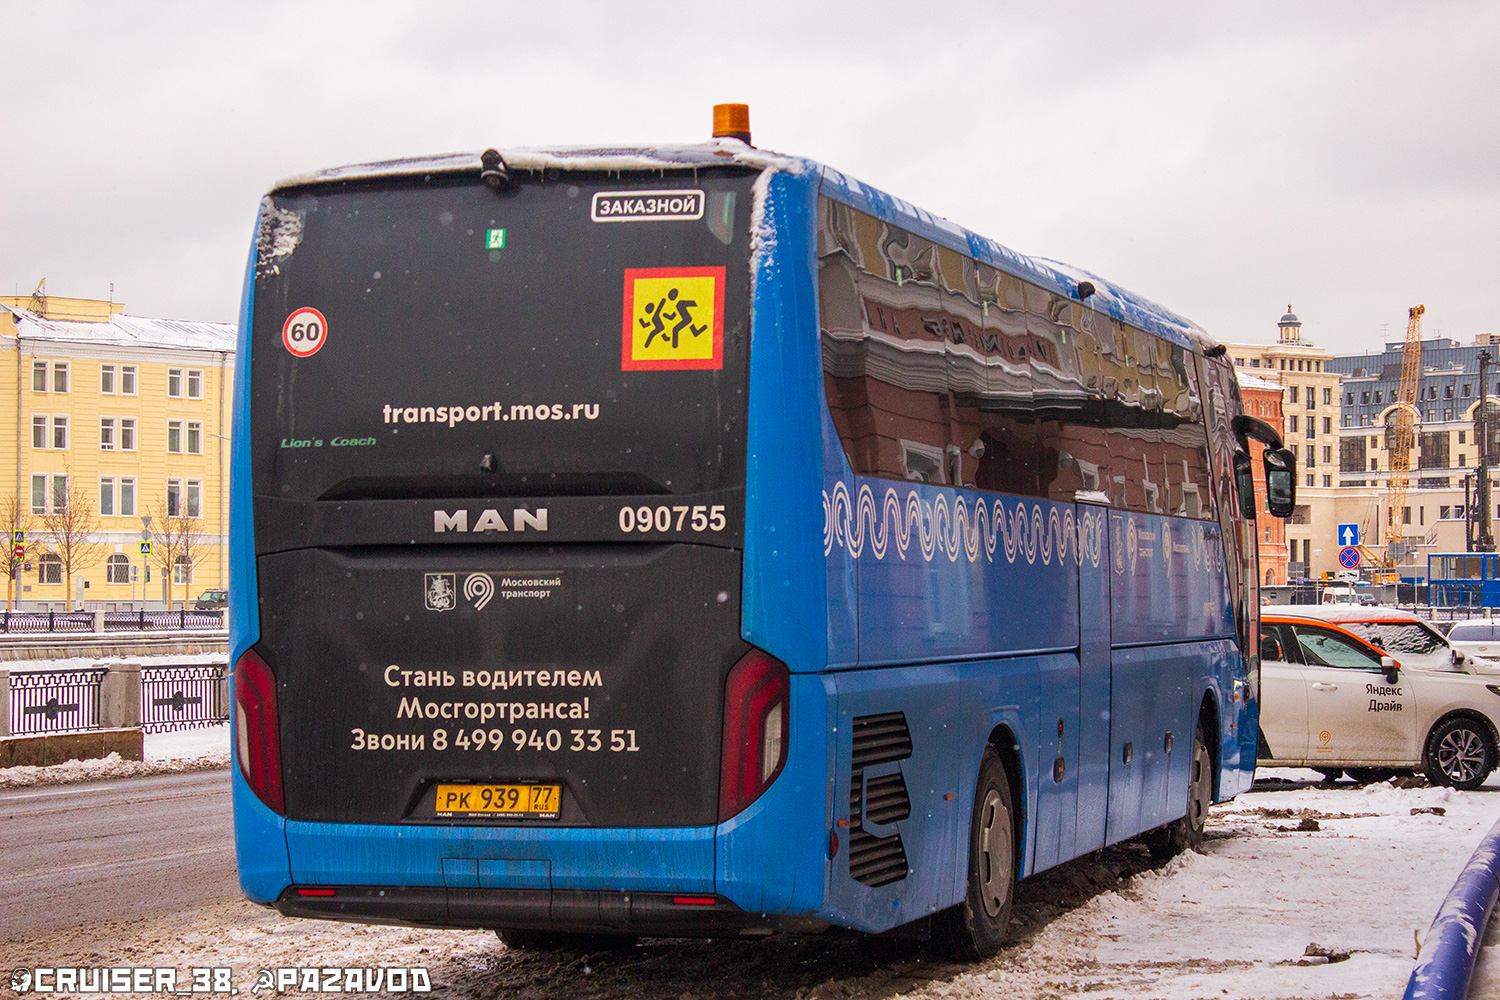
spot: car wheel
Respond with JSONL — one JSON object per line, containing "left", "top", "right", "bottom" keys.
{"left": 933, "top": 746, "right": 1015, "bottom": 960}
{"left": 495, "top": 930, "right": 637, "bottom": 951}
{"left": 1147, "top": 724, "right": 1212, "bottom": 862}
{"left": 1422, "top": 717, "right": 1497, "bottom": 790}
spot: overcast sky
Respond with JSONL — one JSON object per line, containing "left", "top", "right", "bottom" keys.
{"left": 3, "top": 1, "right": 1496, "bottom": 356}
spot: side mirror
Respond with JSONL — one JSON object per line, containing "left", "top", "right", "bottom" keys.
{"left": 1453, "top": 649, "right": 1467, "bottom": 665}
{"left": 1232, "top": 451, "right": 1257, "bottom": 520}
{"left": 1264, "top": 447, "right": 1297, "bottom": 518}
{"left": 1381, "top": 656, "right": 1399, "bottom": 685}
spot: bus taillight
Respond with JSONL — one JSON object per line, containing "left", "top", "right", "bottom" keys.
{"left": 235, "top": 648, "right": 285, "bottom": 814}
{"left": 718, "top": 648, "right": 789, "bottom": 822}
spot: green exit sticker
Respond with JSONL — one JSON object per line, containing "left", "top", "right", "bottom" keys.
{"left": 486, "top": 229, "right": 506, "bottom": 249}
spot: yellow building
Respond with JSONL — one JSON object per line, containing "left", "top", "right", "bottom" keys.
{"left": 0, "top": 289, "right": 234, "bottom": 609}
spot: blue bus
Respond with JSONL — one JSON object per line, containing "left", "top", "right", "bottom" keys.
{"left": 230, "top": 109, "right": 1294, "bottom": 957}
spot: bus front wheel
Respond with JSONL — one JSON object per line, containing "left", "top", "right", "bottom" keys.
{"left": 934, "top": 746, "right": 1015, "bottom": 960}
{"left": 1146, "top": 724, "right": 1211, "bottom": 862}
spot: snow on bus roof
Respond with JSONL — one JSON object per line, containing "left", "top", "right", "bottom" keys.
{"left": 269, "top": 141, "right": 1217, "bottom": 354}
{"left": 1, "top": 304, "right": 235, "bottom": 353}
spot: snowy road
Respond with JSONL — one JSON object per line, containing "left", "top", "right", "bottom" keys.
{"left": 5, "top": 768, "right": 1500, "bottom": 999}
{"left": 0, "top": 771, "right": 237, "bottom": 937}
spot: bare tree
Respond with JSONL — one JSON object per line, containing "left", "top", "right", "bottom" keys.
{"left": 149, "top": 488, "right": 209, "bottom": 610}
{"left": 0, "top": 494, "right": 34, "bottom": 612}
{"left": 39, "top": 478, "right": 103, "bottom": 612}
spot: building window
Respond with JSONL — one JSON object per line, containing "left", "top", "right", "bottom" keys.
{"left": 1251, "top": 359, "right": 1260, "bottom": 368}
{"left": 168, "top": 368, "right": 183, "bottom": 397}
{"left": 1371, "top": 459, "right": 1378, "bottom": 472}
{"left": 1235, "top": 357, "right": 1244, "bottom": 366}
{"left": 1307, "top": 473, "right": 1315, "bottom": 487}
{"left": 1324, "top": 388, "right": 1332, "bottom": 405}
{"left": 1323, "top": 446, "right": 1332, "bottom": 463}
{"left": 121, "top": 365, "right": 137, "bottom": 395}
{"left": 107, "top": 554, "right": 130, "bottom": 584}
{"left": 1289, "top": 415, "right": 1299, "bottom": 432}
{"left": 31, "top": 415, "right": 46, "bottom": 449}
{"left": 1445, "top": 409, "right": 1453, "bottom": 421}
{"left": 1461, "top": 431, "right": 1467, "bottom": 444}
{"left": 1306, "top": 445, "right": 1316, "bottom": 467}
{"left": 38, "top": 554, "right": 62, "bottom": 585}
{"left": 1290, "top": 386, "right": 1299, "bottom": 404}
{"left": 187, "top": 370, "right": 203, "bottom": 399}
{"left": 1361, "top": 414, "right": 1372, "bottom": 426}
{"left": 1306, "top": 423, "right": 1315, "bottom": 440}
{"left": 1323, "top": 417, "right": 1332, "bottom": 434}
{"left": 32, "top": 360, "right": 47, "bottom": 392}
{"left": 100, "top": 477, "right": 114, "bottom": 516}
{"left": 52, "top": 362, "right": 68, "bottom": 393}
{"left": 1306, "top": 386, "right": 1315, "bottom": 409}
{"left": 51, "top": 474, "right": 68, "bottom": 513}
{"left": 173, "top": 556, "right": 194, "bottom": 586}
{"left": 1446, "top": 385, "right": 1454, "bottom": 398}
{"left": 1459, "top": 454, "right": 1466, "bottom": 467}
{"left": 1464, "top": 384, "right": 1472, "bottom": 397}
{"left": 100, "top": 364, "right": 116, "bottom": 393}
{"left": 51, "top": 416, "right": 68, "bottom": 450}
{"left": 1441, "top": 506, "right": 1452, "bottom": 519}
{"left": 187, "top": 479, "right": 201, "bottom": 518}
{"left": 166, "top": 479, "right": 182, "bottom": 517}
{"left": 167, "top": 420, "right": 182, "bottom": 454}
{"left": 30, "top": 474, "right": 45, "bottom": 515}
{"left": 119, "top": 477, "right": 136, "bottom": 517}
{"left": 100, "top": 417, "right": 115, "bottom": 450}
{"left": 1404, "top": 506, "right": 1412, "bottom": 525}
{"left": 1323, "top": 475, "right": 1331, "bottom": 487}
{"left": 187, "top": 421, "right": 202, "bottom": 455}
{"left": 1346, "top": 393, "right": 1354, "bottom": 405}
{"left": 1374, "top": 391, "right": 1383, "bottom": 404}
{"left": 120, "top": 418, "right": 136, "bottom": 451}
{"left": 1371, "top": 436, "right": 1379, "bottom": 447}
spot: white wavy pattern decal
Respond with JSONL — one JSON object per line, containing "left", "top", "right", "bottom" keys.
{"left": 823, "top": 482, "right": 1105, "bottom": 567}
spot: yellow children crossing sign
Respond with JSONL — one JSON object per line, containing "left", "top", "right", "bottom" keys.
{"left": 621, "top": 266, "right": 725, "bottom": 371}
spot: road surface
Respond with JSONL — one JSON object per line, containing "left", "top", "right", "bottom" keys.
{"left": 0, "top": 770, "right": 237, "bottom": 939}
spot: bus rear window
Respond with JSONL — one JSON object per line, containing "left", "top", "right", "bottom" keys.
{"left": 249, "top": 171, "right": 754, "bottom": 506}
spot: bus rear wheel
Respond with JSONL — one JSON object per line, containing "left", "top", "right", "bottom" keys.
{"left": 1147, "top": 724, "right": 1211, "bottom": 862}
{"left": 933, "top": 746, "right": 1015, "bottom": 960}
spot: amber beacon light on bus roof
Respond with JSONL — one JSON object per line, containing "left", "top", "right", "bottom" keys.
{"left": 713, "top": 103, "right": 752, "bottom": 145}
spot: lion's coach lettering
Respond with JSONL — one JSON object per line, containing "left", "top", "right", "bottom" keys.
{"left": 433, "top": 508, "right": 549, "bottom": 533}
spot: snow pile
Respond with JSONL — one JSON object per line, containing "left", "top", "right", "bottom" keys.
{"left": 0, "top": 723, "right": 229, "bottom": 789}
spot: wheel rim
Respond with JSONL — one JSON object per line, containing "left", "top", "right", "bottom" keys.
{"left": 977, "top": 788, "right": 1012, "bottom": 918}
{"left": 1187, "top": 740, "right": 1212, "bottom": 833}
{"left": 1437, "top": 727, "right": 1487, "bottom": 783}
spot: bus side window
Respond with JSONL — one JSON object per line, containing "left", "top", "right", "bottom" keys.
{"left": 1032, "top": 289, "right": 1103, "bottom": 504}
{"left": 817, "top": 202, "right": 955, "bottom": 485}
{"left": 973, "top": 263, "right": 1039, "bottom": 498}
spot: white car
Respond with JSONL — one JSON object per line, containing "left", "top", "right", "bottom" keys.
{"left": 1258, "top": 606, "right": 1500, "bottom": 789}
{"left": 1444, "top": 621, "right": 1500, "bottom": 663}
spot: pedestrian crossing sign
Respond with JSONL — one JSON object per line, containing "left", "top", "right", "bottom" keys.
{"left": 140, "top": 541, "right": 152, "bottom": 555}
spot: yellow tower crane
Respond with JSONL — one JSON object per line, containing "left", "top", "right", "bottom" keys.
{"left": 1385, "top": 304, "right": 1425, "bottom": 568}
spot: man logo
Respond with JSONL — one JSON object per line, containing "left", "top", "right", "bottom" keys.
{"left": 433, "top": 508, "right": 548, "bottom": 533}
{"left": 464, "top": 573, "right": 495, "bottom": 611}
{"left": 425, "top": 573, "right": 456, "bottom": 612}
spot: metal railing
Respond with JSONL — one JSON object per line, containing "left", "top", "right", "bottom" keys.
{"left": 0, "top": 608, "right": 225, "bottom": 633}
{"left": 8, "top": 667, "right": 107, "bottom": 735}
{"left": 139, "top": 664, "right": 228, "bottom": 733}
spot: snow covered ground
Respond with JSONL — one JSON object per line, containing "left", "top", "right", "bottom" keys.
{"left": 5, "top": 764, "right": 1500, "bottom": 999}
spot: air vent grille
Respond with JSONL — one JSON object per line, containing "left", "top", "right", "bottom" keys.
{"left": 848, "top": 711, "right": 912, "bottom": 888}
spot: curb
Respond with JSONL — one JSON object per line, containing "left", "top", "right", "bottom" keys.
{"left": 1404, "top": 811, "right": 1500, "bottom": 1000}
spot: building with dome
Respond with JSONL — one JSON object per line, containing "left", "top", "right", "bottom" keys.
{"left": 1221, "top": 307, "right": 1345, "bottom": 581}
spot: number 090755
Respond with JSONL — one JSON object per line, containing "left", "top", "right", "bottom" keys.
{"left": 618, "top": 504, "right": 726, "bottom": 533}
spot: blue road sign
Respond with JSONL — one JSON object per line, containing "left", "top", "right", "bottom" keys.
{"left": 1337, "top": 523, "right": 1360, "bottom": 547}
{"left": 1339, "top": 547, "right": 1360, "bottom": 569}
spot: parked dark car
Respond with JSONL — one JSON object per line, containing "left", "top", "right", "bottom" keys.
{"left": 194, "top": 589, "right": 228, "bottom": 610}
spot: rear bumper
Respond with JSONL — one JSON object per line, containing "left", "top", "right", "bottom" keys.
{"left": 274, "top": 886, "right": 805, "bottom": 937}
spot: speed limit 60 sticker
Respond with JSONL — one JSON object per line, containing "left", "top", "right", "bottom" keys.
{"left": 282, "top": 307, "right": 328, "bottom": 357}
